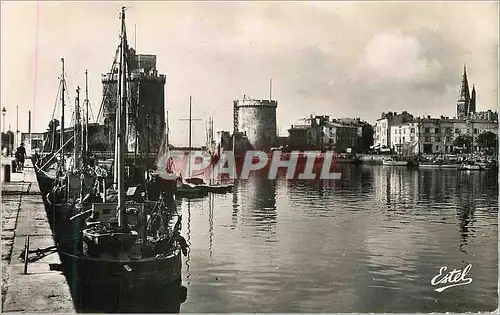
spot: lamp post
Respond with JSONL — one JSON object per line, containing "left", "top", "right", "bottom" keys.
{"left": 16, "top": 105, "right": 19, "bottom": 150}
{"left": 2, "top": 107, "right": 6, "bottom": 133}
{"left": 1, "top": 107, "right": 6, "bottom": 155}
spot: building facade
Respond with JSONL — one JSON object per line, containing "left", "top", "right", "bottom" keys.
{"left": 287, "top": 115, "right": 362, "bottom": 152}
{"left": 389, "top": 121, "right": 420, "bottom": 155}
{"left": 374, "top": 111, "right": 414, "bottom": 150}
{"left": 375, "top": 66, "right": 498, "bottom": 155}
{"left": 416, "top": 116, "right": 497, "bottom": 154}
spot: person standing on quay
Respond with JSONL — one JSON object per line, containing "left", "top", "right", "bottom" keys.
{"left": 15, "top": 142, "right": 26, "bottom": 172}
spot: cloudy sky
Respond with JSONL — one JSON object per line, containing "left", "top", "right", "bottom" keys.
{"left": 1, "top": 1, "right": 498, "bottom": 146}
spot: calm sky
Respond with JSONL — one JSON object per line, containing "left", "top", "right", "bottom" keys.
{"left": 1, "top": 1, "right": 498, "bottom": 146}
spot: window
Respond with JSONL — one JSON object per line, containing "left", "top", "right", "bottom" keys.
{"left": 410, "top": 136, "right": 415, "bottom": 142}
{"left": 435, "top": 145, "right": 439, "bottom": 151}
{"left": 474, "top": 128, "right": 478, "bottom": 134}
{"left": 455, "top": 128, "right": 460, "bottom": 134}
{"left": 425, "top": 128, "right": 430, "bottom": 134}
{"left": 403, "top": 137, "right": 406, "bottom": 142}
{"left": 435, "top": 128, "right": 439, "bottom": 134}
{"left": 425, "top": 137, "right": 430, "bottom": 142}
{"left": 410, "top": 128, "right": 415, "bottom": 133}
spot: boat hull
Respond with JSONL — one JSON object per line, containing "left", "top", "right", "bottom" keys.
{"left": 459, "top": 165, "right": 483, "bottom": 171}
{"left": 382, "top": 160, "right": 408, "bottom": 166}
{"left": 58, "top": 249, "right": 185, "bottom": 313}
{"left": 419, "top": 163, "right": 459, "bottom": 169}
{"left": 41, "top": 194, "right": 187, "bottom": 313}
{"left": 35, "top": 168, "right": 57, "bottom": 195}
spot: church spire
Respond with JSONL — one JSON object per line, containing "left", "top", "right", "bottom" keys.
{"left": 459, "top": 64, "right": 470, "bottom": 102}
{"left": 456, "top": 64, "right": 471, "bottom": 119}
{"left": 470, "top": 84, "right": 476, "bottom": 114}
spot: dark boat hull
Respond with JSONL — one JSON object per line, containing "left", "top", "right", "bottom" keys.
{"left": 35, "top": 169, "right": 57, "bottom": 195}
{"left": 41, "top": 194, "right": 186, "bottom": 313}
{"left": 59, "top": 249, "right": 185, "bottom": 313}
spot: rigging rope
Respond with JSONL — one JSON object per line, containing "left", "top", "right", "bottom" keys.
{"left": 96, "top": 45, "right": 121, "bottom": 123}
{"left": 51, "top": 79, "right": 62, "bottom": 122}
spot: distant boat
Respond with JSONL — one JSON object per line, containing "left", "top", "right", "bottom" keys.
{"left": 419, "top": 160, "right": 460, "bottom": 169}
{"left": 459, "top": 161, "right": 483, "bottom": 171}
{"left": 382, "top": 157, "right": 408, "bottom": 166}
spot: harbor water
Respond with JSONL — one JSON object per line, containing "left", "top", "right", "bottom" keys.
{"left": 178, "top": 164, "right": 498, "bottom": 313}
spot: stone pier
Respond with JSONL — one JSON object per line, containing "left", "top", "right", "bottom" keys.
{"left": 1, "top": 163, "right": 75, "bottom": 313}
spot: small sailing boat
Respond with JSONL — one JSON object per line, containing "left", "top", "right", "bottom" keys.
{"left": 174, "top": 99, "right": 233, "bottom": 197}
{"left": 43, "top": 8, "right": 188, "bottom": 312}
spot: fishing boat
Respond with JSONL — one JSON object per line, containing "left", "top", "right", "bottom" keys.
{"left": 43, "top": 8, "right": 188, "bottom": 312}
{"left": 382, "top": 156, "right": 409, "bottom": 166}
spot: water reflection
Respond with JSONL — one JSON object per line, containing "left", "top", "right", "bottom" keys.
{"left": 185, "top": 199, "right": 192, "bottom": 285}
{"left": 231, "top": 171, "right": 277, "bottom": 242}
{"left": 180, "top": 166, "right": 498, "bottom": 313}
{"left": 208, "top": 194, "right": 214, "bottom": 259}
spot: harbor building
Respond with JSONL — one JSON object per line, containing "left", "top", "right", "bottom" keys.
{"left": 389, "top": 121, "right": 420, "bottom": 155}
{"left": 100, "top": 48, "right": 166, "bottom": 154}
{"left": 233, "top": 96, "right": 278, "bottom": 152}
{"left": 387, "top": 115, "right": 498, "bottom": 155}
{"left": 416, "top": 116, "right": 497, "bottom": 154}
{"left": 373, "top": 111, "right": 414, "bottom": 150}
{"left": 374, "top": 66, "right": 498, "bottom": 154}
{"left": 287, "top": 115, "right": 362, "bottom": 152}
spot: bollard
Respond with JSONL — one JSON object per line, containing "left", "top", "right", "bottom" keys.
{"left": 2, "top": 164, "right": 11, "bottom": 182}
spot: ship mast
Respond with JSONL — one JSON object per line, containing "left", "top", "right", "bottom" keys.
{"left": 84, "top": 70, "right": 89, "bottom": 153}
{"left": 117, "top": 6, "right": 128, "bottom": 227}
{"left": 60, "top": 58, "right": 66, "bottom": 170}
{"left": 74, "top": 86, "right": 81, "bottom": 169}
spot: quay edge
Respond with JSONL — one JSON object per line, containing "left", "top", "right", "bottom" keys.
{"left": 1, "top": 163, "right": 75, "bottom": 313}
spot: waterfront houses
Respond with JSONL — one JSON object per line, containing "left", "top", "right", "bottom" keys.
{"left": 288, "top": 115, "right": 362, "bottom": 152}
{"left": 374, "top": 111, "right": 414, "bottom": 151}
{"left": 374, "top": 66, "right": 498, "bottom": 155}
{"left": 380, "top": 114, "right": 498, "bottom": 155}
